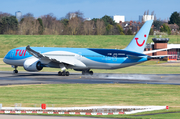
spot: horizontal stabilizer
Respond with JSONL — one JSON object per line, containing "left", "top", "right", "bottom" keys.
{"left": 143, "top": 48, "right": 171, "bottom": 54}
{"left": 150, "top": 55, "right": 173, "bottom": 58}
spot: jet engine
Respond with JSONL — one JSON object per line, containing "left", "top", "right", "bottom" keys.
{"left": 23, "top": 58, "right": 43, "bottom": 72}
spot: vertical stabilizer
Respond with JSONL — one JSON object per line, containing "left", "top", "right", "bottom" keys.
{"left": 124, "top": 20, "right": 153, "bottom": 53}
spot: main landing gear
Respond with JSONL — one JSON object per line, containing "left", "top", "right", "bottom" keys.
{"left": 12, "top": 65, "right": 18, "bottom": 74}
{"left": 58, "top": 63, "right": 69, "bottom": 76}
{"left": 58, "top": 71, "right": 69, "bottom": 76}
{"left": 82, "top": 70, "right": 93, "bottom": 75}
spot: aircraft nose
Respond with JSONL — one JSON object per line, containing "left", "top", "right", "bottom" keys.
{"left": 3, "top": 50, "right": 12, "bottom": 64}
{"left": 3, "top": 54, "right": 8, "bottom": 64}
{"left": 3, "top": 57, "right": 6, "bottom": 63}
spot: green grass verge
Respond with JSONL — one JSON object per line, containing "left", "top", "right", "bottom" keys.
{"left": 0, "top": 84, "right": 180, "bottom": 118}
{"left": 0, "top": 35, "right": 180, "bottom": 58}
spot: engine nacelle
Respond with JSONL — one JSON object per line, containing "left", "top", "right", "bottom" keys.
{"left": 23, "top": 58, "right": 43, "bottom": 72}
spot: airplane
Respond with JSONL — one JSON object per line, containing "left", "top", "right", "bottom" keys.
{"left": 4, "top": 20, "right": 156, "bottom": 76}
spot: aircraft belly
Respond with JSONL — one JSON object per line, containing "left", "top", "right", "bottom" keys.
{"left": 46, "top": 56, "right": 87, "bottom": 69}
{"left": 79, "top": 57, "right": 145, "bottom": 69}
{"left": 80, "top": 57, "right": 118, "bottom": 69}
{"left": 3, "top": 59, "right": 26, "bottom": 66}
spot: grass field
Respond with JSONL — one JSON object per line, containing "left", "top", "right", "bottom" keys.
{"left": 1, "top": 84, "right": 179, "bottom": 107}
{"left": 0, "top": 35, "right": 180, "bottom": 58}
{"left": 0, "top": 84, "right": 180, "bottom": 118}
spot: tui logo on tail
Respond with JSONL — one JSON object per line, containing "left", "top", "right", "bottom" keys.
{"left": 135, "top": 34, "right": 146, "bottom": 47}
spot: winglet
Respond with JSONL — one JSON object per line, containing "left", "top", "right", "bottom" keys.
{"left": 124, "top": 20, "right": 153, "bottom": 53}
{"left": 26, "top": 45, "right": 43, "bottom": 58}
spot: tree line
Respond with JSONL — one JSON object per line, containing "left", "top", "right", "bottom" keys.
{"left": 0, "top": 11, "right": 124, "bottom": 35}
{"left": 0, "top": 11, "right": 179, "bottom": 35}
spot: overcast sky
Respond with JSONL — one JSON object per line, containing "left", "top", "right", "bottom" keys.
{"left": 0, "top": 0, "right": 179, "bottom": 21}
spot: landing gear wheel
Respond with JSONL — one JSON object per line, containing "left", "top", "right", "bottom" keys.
{"left": 13, "top": 70, "right": 18, "bottom": 74}
{"left": 58, "top": 71, "right": 62, "bottom": 76}
{"left": 62, "top": 71, "right": 66, "bottom": 76}
{"left": 82, "top": 70, "right": 93, "bottom": 75}
{"left": 66, "top": 71, "right": 69, "bottom": 76}
{"left": 82, "top": 71, "right": 85, "bottom": 75}
{"left": 58, "top": 71, "right": 70, "bottom": 76}
{"left": 89, "top": 71, "right": 93, "bottom": 75}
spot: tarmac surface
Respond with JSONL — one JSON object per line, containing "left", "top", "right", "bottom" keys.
{"left": 0, "top": 71, "right": 180, "bottom": 85}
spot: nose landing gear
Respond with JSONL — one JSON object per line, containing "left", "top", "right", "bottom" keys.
{"left": 12, "top": 65, "right": 18, "bottom": 74}
{"left": 13, "top": 70, "right": 18, "bottom": 74}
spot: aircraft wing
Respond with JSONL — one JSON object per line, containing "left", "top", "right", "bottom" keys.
{"left": 26, "top": 45, "right": 74, "bottom": 65}
{"left": 143, "top": 48, "right": 171, "bottom": 54}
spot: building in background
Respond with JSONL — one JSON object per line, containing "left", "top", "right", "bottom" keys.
{"left": 84, "top": 18, "right": 91, "bottom": 21}
{"left": 15, "top": 11, "right": 22, "bottom": 22}
{"left": 139, "top": 16, "right": 143, "bottom": 23}
{"left": 70, "top": 13, "right": 76, "bottom": 19}
{"left": 113, "top": 15, "right": 125, "bottom": 23}
{"left": 139, "top": 15, "right": 154, "bottom": 23}
{"left": 167, "top": 24, "right": 179, "bottom": 35}
{"left": 144, "top": 38, "right": 180, "bottom": 61}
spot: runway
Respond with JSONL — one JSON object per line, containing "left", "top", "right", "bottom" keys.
{"left": 0, "top": 71, "right": 180, "bottom": 85}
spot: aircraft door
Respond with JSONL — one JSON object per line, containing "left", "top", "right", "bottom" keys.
{"left": 77, "top": 52, "right": 82, "bottom": 60}
{"left": 10, "top": 51, "right": 14, "bottom": 58}
{"left": 112, "top": 53, "right": 117, "bottom": 62}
